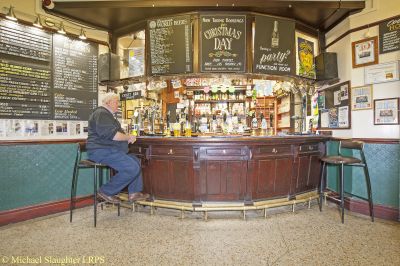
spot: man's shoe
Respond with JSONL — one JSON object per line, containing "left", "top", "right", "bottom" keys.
{"left": 128, "top": 192, "right": 150, "bottom": 202}
{"left": 97, "top": 190, "right": 120, "bottom": 204}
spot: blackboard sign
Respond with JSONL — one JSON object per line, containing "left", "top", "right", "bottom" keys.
{"left": 200, "top": 14, "right": 246, "bottom": 72}
{"left": 318, "top": 81, "right": 351, "bottom": 129}
{"left": 0, "top": 58, "right": 52, "bottom": 119}
{"left": 0, "top": 19, "right": 52, "bottom": 62}
{"left": 379, "top": 16, "right": 400, "bottom": 54}
{"left": 0, "top": 19, "right": 98, "bottom": 121}
{"left": 148, "top": 15, "right": 192, "bottom": 75}
{"left": 53, "top": 35, "right": 98, "bottom": 120}
{"left": 120, "top": 90, "right": 141, "bottom": 100}
{"left": 0, "top": 20, "right": 52, "bottom": 120}
{"left": 253, "top": 16, "right": 295, "bottom": 75}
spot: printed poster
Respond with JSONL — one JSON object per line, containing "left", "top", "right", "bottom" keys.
{"left": 320, "top": 109, "right": 329, "bottom": 128}
{"left": 328, "top": 108, "right": 338, "bottom": 128}
{"left": 338, "top": 106, "right": 349, "bottom": 128}
{"left": 334, "top": 90, "right": 341, "bottom": 106}
{"left": 297, "top": 37, "right": 315, "bottom": 78}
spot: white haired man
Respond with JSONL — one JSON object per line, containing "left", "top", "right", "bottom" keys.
{"left": 86, "top": 92, "right": 149, "bottom": 203}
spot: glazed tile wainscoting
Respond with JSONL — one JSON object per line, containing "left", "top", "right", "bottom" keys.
{"left": 0, "top": 140, "right": 399, "bottom": 226}
{"left": 326, "top": 141, "right": 399, "bottom": 220}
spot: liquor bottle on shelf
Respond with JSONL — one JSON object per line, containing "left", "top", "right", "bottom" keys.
{"left": 271, "top": 20, "right": 279, "bottom": 48}
{"left": 269, "top": 112, "right": 274, "bottom": 128}
{"left": 221, "top": 113, "right": 227, "bottom": 134}
{"left": 261, "top": 113, "right": 268, "bottom": 130}
{"left": 237, "top": 117, "right": 244, "bottom": 133}
{"left": 252, "top": 113, "right": 258, "bottom": 129}
{"left": 192, "top": 116, "right": 198, "bottom": 133}
{"left": 211, "top": 114, "right": 218, "bottom": 133}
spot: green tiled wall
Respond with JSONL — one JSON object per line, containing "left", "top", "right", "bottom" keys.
{"left": 326, "top": 141, "right": 399, "bottom": 208}
{"left": 0, "top": 143, "right": 93, "bottom": 211}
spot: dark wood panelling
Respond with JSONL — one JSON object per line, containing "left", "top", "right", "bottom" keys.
{"left": 202, "top": 160, "right": 246, "bottom": 201}
{"left": 137, "top": 136, "right": 329, "bottom": 202}
{"left": 150, "top": 158, "right": 193, "bottom": 200}
{"left": 296, "top": 155, "right": 311, "bottom": 193}
{"left": 308, "top": 154, "right": 322, "bottom": 189}
{"left": 274, "top": 157, "right": 293, "bottom": 196}
{"left": 251, "top": 156, "right": 293, "bottom": 199}
{"left": 256, "top": 159, "right": 275, "bottom": 197}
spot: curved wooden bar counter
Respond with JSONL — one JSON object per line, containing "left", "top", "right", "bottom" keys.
{"left": 128, "top": 135, "right": 329, "bottom": 214}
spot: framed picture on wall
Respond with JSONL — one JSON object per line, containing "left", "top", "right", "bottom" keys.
{"left": 352, "top": 36, "right": 379, "bottom": 68}
{"left": 126, "top": 110, "right": 134, "bottom": 119}
{"left": 351, "top": 85, "right": 373, "bottom": 110}
{"left": 374, "top": 98, "right": 399, "bottom": 125}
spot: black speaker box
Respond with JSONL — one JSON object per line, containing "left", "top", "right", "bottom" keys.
{"left": 315, "top": 52, "right": 338, "bottom": 81}
{"left": 98, "top": 53, "right": 120, "bottom": 81}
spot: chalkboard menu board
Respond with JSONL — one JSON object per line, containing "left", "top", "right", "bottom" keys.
{"left": 148, "top": 15, "right": 192, "bottom": 75}
{"left": 0, "top": 19, "right": 51, "bottom": 61}
{"left": 379, "top": 16, "right": 400, "bottom": 54}
{"left": 253, "top": 16, "right": 295, "bottom": 75}
{"left": 0, "top": 19, "right": 98, "bottom": 121}
{"left": 53, "top": 35, "right": 98, "bottom": 120}
{"left": 0, "top": 19, "right": 52, "bottom": 120}
{"left": 200, "top": 15, "right": 246, "bottom": 72}
{"left": 0, "top": 58, "right": 52, "bottom": 119}
{"left": 318, "top": 81, "right": 351, "bottom": 129}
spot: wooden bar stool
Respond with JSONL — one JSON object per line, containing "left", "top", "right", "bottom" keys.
{"left": 319, "top": 140, "right": 374, "bottom": 223}
{"left": 70, "top": 143, "right": 120, "bottom": 227}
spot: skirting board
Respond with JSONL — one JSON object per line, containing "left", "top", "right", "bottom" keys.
{"left": 326, "top": 191, "right": 399, "bottom": 221}
{"left": 0, "top": 195, "right": 93, "bottom": 227}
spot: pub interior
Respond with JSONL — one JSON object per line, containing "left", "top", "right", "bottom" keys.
{"left": 0, "top": 0, "right": 399, "bottom": 265}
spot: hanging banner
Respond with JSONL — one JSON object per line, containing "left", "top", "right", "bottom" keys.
{"left": 253, "top": 15, "right": 295, "bottom": 75}
{"left": 200, "top": 14, "right": 246, "bottom": 72}
{"left": 379, "top": 15, "right": 400, "bottom": 54}
{"left": 297, "top": 37, "right": 316, "bottom": 79}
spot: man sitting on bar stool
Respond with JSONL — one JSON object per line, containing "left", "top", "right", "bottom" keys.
{"left": 86, "top": 92, "right": 149, "bottom": 203}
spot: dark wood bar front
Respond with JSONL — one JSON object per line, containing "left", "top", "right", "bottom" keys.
{"left": 129, "top": 136, "right": 328, "bottom": 205}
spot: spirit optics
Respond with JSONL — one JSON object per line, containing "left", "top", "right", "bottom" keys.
{"left": 57, "top": 21, "right": 66, "bottom": 34}
{"left": 33, "top": 15, "right": 43, "bottom": 28}
{"left": 79, "top": 28, "right": 87, "bottom": 40}
{"left": 6, "top": 6, "right": 17, "bottom": 21}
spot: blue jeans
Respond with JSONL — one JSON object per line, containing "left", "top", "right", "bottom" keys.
{"left": 87, "top": 149, "right": 143, "bottom": 196}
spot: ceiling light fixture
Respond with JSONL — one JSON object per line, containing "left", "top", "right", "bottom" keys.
{"left": 79, "top": 28, "right": 87, "bottom": 40}
{"left": 6, "top": 6, "right": 17, "bottom": 21}
{"left": 57, "top": 22, "right": 66, "bottom": 34}
{"left": 33, "top": 15, "right": 43, "bottom": 28}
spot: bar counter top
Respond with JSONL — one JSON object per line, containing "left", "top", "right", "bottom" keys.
{"left": 135, "top": 134, "right": 329, "bottom": 143}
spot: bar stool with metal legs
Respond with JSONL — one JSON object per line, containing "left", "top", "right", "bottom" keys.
{"left": 319, "top": 140, "right": 374, "bottom": 223}
{"left": 70, "top": 143, "right": 120, "bottom": 227}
